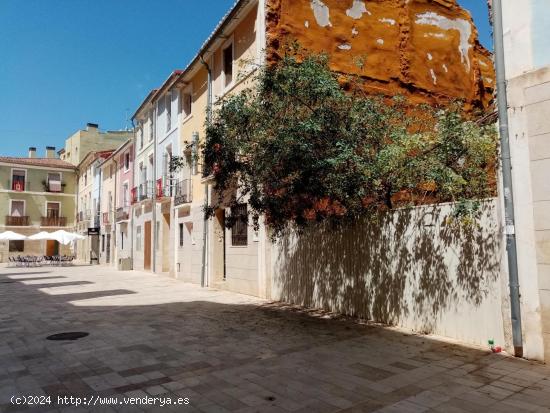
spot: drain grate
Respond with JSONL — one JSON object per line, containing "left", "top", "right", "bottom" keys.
{"left": 46, "top": 332, "right": 89, "bottom": 341}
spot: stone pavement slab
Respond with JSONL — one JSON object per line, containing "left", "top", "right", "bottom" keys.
{"left": 0, "top": 265, "right": 549, "bottom": 412}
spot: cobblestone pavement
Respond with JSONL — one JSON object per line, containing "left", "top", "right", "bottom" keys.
{"left": 1, "top": 265, "right": 550, "bottom": 413}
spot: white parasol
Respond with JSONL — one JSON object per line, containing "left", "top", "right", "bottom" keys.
{"left": 0, "top": 231, "right": 27, "bottom": 241}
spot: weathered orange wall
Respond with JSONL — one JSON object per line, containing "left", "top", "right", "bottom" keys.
{"left": 266, "top": 0, "right": 495, "bottom": 110}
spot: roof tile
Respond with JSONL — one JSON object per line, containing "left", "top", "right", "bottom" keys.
{"left": 0, "top": 157, "right": 76, "bottom": 170}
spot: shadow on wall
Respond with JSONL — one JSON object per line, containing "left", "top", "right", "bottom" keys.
{"left": 273, "top": 199, "right": 503, "bottom": 336}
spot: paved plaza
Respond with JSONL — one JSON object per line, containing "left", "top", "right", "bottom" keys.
{"left": 1, "top": 265, "right": 550, "bottom": 412}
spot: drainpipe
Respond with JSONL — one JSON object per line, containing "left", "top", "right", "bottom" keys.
{"left": 152, "top": 102, "right": 158, "bottom": 273}
{"left": 113, "top": 158, "right": 118, "bottom": 266}
{"left": 200, "top": 55, "right": 212, "bottom": 288}
{"left": 130, "top": 120, "right": 136, "bottom": 269}
{"left": 492, "top": 0, "right": 523, "bottom": 358}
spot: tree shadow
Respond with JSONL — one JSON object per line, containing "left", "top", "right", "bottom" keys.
{"left": 273, "top": 200, "right": 502, "bottom": 334}
{"left": 0, "top": 262, "right": 544, "bottom": 413}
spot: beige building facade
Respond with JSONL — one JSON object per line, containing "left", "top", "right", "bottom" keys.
{"left": 59, "top": 123, "right": 131, "bottom": 166}
{"left": 74, "top": 150, "right": 114, "bottom": 264}
{"left": 99, "top": 156, "right": 116, "bottom": 266}
{"left": 499, "top": 0, "right": 550, "bottom": 361}
{"left": 0, "top": 148, "right": 77, "bottom": 261}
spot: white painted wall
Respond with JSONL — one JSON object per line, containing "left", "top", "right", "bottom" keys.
{"left": 270, "top": 201, "right": 508, "bottom": 349}
{"left": 501, "top": 0, "right": 550, "bottom": 361}
{"left": 502, "top": 0, "right": 550, "bottom": 77}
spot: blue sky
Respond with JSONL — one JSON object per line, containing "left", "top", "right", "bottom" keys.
{"left": 0, "top": 0, "right": 491, "bottom": 157}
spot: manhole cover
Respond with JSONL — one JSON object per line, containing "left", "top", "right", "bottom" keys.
{"left": 46, "top": 332, "right": 89, "bottom": 341}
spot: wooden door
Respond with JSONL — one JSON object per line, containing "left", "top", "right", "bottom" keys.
{"left": 46, "top": 240, "right": 59, "bottom": 256}
{"left": 144, "top": 221, "right": 151, "bottom": 270}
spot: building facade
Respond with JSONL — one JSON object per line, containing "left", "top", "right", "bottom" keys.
{"left": 499, "top": 0, "right": 550, "bottom": 361}
{"left": 74, "top": 150, "right": 114, "bottom": 264}
{"left": 113, "top": 139, "right": 134, "bottom": 270}
{"left": 131, "top": 91, "right": 157, "bottom": 272}
{"left": 99, "top": 156, "right": 116, "bottom": 266}
{"left": 0, "top": 147, "right": 76, "bottom": 261}
{"left": 168, "top": 0, "right": 496, "bottom": 297}
{"left": 59, "top": 123, "right": 131, "bottom": 166}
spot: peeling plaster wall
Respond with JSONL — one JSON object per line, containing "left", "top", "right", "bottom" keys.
{"left": 266, "top": 0, "right": 495, "bottom": 110}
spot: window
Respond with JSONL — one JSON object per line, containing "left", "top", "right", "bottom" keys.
{"left": 166, "top": 93, "right": 172, "bottom": 133}
{"left": 139, "top": 162, "right": 145, "bottom": 185}
{"left": 230, "top": 204, "right": 248, "bottom": 246}
{"left": 148, "top": 155, "right": 154, "bottom": 183}
{"left": 181, "top": 88, "right": 192, "bottom": 118}
{"left": 121, "top": 230, "right": 124, "bottom": 250}
{"left": 124, "top": 153, "right": 130, "bottom": 171}
{"left": 163, "top": 145, "right": 172, "bottom": 179}
{"left": 10, "top": 200, "right": 24, "bottom": 217}
{"left": 123, "top": 183, "right": 129, "bottom": 207}
{"left": 136, "top": 226, "right": 142, "bottom": 251}
{"left": 101, "top": 235, "right": 105, "bottom": 252}
{"left": 138, "top": 124, "right": 144, "bottom": 149}
{"left": 223, "top": 43, "right": 234, "bottom": 88}
{"left": 46, "top": 202, "right": 60, "bottom": 218}
{"left": 47, "top": 172, "right": 62, "bottom": 192}
{"left": 179, "top": 223, "right": 184, "bottom": 247}
{"left": 149, "top": 111, "right": 154, "bottom": 141}
{"left": 9, "top": 240, "right": 24, "bottom": 252}
{"left": 11, "top": 169, "right": 26, "bottom": 191}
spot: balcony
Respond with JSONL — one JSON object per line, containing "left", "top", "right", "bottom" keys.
{"left": 77, "top": 210, "right": 92, "bottom": 222}
{"left": 9, "top": 180, "right": 29, "bottom": 192}
{"left": 41, "top": 216, "right": 67, "bottom": 227}
{"left": 132, "top": 181, "right": 154, "bottom": 202}
{"left": 42, "top": 179, "right": 66, "bottom": 193}
{"left": 174, "top": 179, "right": 193, "bottom": 206}
{"left": 131, "top": 187, "right": 138, "bottom": 205}
{"left": 116, "top": 207, "right": 130, "bottom": 222}
{"left": 5, "top": 216, "right": 30, "bottom": 226}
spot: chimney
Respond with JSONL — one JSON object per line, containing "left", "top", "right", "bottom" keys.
{"left": 28, "top": 147, "right": 37, "bottom": 158}
{"left": 87, "top": 123, "right": 99, "bottom": 131}
{"left": 45, "top": 146, "right": 56, "bottom": 159}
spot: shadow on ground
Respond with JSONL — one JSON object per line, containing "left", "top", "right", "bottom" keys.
{"left": 0, "top": 266, "right": 548, "bottom": 413}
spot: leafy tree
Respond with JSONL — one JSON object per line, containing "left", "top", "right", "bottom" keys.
{"left": 202, "top": 52, "right": 498, "bottom": 237}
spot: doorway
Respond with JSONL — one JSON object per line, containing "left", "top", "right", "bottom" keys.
{"left": 162, "top": 213, "right": 170, "bottom": 272}
{"left": 144, "top": 221, "right": 152, "bottom": 270}
{"left": 46, "top": 240, "right": 59, "bottom": 256}
{"left": 106, "top": 234, "right": 111, "bottom": 264}
{"left": 212, "top": 208, "right": 226, "bottom": 283}
{"left": 90, "top": 235, "right": 99, "bottom": 264}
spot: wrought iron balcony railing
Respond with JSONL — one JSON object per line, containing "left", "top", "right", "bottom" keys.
{"left": 41, "top": 216, "right": 67, "bottom": 227}
{"left": 174, "top": 179, "right": 193, "bottom": 206}
{"left": 5, "top": 216, "right": 30, "bottom": 226}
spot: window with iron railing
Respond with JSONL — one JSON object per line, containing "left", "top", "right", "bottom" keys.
{"left": 230, "top": 204, "right": 248, "bottom": 247}
{"left": 11, "top": 170, "right": 26, "bottom": 191}
{"left": 174, "top": 179, "right": 192, "bottom": 206}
